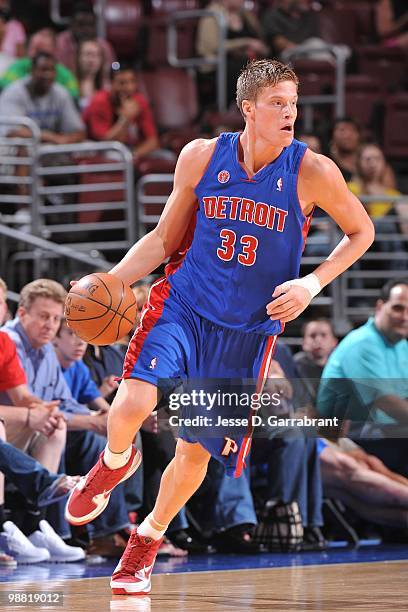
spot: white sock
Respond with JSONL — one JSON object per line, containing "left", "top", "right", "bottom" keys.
{"left": 103, "top": 444, "right": 132, "bottom": 469}
{"left": 137, "top": 514, "right": 168, "bottom": 541}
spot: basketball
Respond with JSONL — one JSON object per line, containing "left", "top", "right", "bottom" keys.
{"left": 64, "top": 272, "right": 137, "bottom": 345}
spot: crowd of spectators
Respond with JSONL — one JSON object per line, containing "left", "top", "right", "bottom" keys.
{"left": 0, "top": 1, "right": 406, "bottom": 173}
{"left": 0, "top": 275, "right": 406, "bottom": 567}
{"left": 0, "top": 0, "right": 405, "bottom": 261}
{"left": 0, "top": 0, "right": 407, "bottom": 567}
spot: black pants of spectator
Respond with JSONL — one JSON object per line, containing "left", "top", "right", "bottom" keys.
{"left": 0, "top": 439, "right": 59, "bottom": 505}
{"left": 251, "top": 431, "right": 323, "bottom": 527}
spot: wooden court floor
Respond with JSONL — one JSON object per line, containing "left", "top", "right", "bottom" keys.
{"left": 0, "top": 561, "right": 407, "bottom": 611}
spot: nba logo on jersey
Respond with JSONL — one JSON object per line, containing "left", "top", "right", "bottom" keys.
{"left": 276, "top": 177, "right": 283, "bottom": 191}
{"left": 217, "top": 170, "right": 230, "bottom": 184}
{"left": 149, "top": 357, "right": 158, "bottom": 370}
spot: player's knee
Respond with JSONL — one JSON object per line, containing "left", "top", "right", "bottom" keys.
{"left": 110, "top": 379, "right": 158, "bottom": 422}
{"left": 175, "top": 440, "right": 211, "bottom": 474}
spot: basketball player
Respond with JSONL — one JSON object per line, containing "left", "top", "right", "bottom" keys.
{"left": 65, "top": 59, "right": 374, "bottom": 595}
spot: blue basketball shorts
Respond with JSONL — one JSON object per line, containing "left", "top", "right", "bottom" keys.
{"left": 123, "top": 277, "right": 278, "bottom": 477}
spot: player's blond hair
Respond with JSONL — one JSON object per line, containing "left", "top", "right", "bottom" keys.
{"left": 19, "top": 278, "right": 67, "bottom": 310}
{"left": 236, "top": 59, "right": 299, "bottom": 118}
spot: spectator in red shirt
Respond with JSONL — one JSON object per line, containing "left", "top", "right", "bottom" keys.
{"left": 0, "top": 277, "right": 65, "bottom": 471}
{"left": 0, "top": 278, "right": 84, "bottom": 565}
{"left": 83, "top": 63, "right": 159, "bottom": 165}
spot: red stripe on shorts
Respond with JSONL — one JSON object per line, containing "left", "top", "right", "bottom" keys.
{"left": 122, "top": 210, "right": 198, "bottom": 377}
{"left": 233, "top": 334, "right": 278, "bottom": 478}
{"left": 122, "top": 277, "right": 170, "bottom": 377}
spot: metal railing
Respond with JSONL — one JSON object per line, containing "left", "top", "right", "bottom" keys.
{"left": 136, "top": 173, "right": 174, "bottom": 236}
{"left": 167, "top": 12, "right": 345, "bottom": 120}
{"left": 0, "top": 117, "right": 40, "bottom": 223}
{"left": 283, "top": 45, "right": 347, "bottom": 130}
{"left": 0, "top": 121, "right": 136, "bottom": 272}
{"left": 0, "top": 223, "right": 110, "bottom": 292}
{"left": 304, "top": 195, "right": 408, "bottom": 329}
{"left": 167, "top": 9, "right": 228, "bottom": 112}
{"left": 50, "top": 0, "right": 106, "bottom": 37}
{"left": 35, "top": 140, "right": 136, "bottom": 252}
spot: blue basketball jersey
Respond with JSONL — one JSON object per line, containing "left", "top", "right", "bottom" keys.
{"left": 168, "top": 132, "right": 310, "bottom": 335}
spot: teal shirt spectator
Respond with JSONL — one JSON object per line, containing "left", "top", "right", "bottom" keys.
{"left": 317, "top": 318, "right": 408, "bottom": 425}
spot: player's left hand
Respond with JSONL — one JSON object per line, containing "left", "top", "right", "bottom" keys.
{"left": 266, "top": 281, "right": 312, "bottom": 323}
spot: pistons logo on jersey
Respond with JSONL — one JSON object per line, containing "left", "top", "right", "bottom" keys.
{"left": 217, "top": 170, "right": 230, "bottom": 184}
{"left": 221, "top": 437, "right": 238, "bottom": 456}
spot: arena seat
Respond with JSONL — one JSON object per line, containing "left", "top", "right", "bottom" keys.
{"left": 77, "top": 155, "right": 125, "bottom": 225}
{"left": 136, "top": 157, "right": 176, "bottom": 175}
{"left": 105, "top": 0, "right": 143, "bottom": 59}
{"left": 345, "top": 75, "right": 381, "bottom": 129}
{"left": 144, "top": 13, "right": 197, "bottom": 67}
{"left": 383, "top": 93, "right": 408, "bottom": 160}
{"left": 331, "top": 0, "right": 377, "bottom": 44}
{"left": 356, "top": 45, "right": 406, "bottom": 94}
{"left": 31, "top": 0, "right": 72, "bottom": 16}
{"left": 160, "top": 128, "right": 201, "bottom": 156}
{"left": 318, "top": 7, "right": 359, "bottom": 48}
{"left": 292, "top": 59, "right": 335, "bottom": 97}
{"left": 149, "top": 0, "right": 200, "bottom": 12}
{"left": 140, "top": 68, "right": 198, "bottom": 130}
{"left": 143, "top": 0, "right": 200, "bottom": 67}
{"left": 136, "top": 172, "right": 174, "bottom": 235}
{"left": 202, "top": 109, "right": 245, "bottom": 133}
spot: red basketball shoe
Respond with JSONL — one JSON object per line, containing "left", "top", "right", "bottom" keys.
{"left": 65, "top": 447, "right": 141, "bottom": 526}
{"left": 110, "top": 532, "right": 163, "bottom": 595}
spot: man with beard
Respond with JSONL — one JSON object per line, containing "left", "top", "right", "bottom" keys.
{"left": 0, "top": 51, "right": 84, "bottom": 144}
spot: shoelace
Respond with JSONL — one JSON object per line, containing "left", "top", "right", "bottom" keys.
{"left": 117, "top": 533, "right": 153, "bottom": 576}
{"left": 80, "top": 457, "right": 128, "bottom": 503}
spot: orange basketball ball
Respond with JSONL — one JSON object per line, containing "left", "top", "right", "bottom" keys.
{"left": 64, "top": 272, "right": 137, "bottom": 345}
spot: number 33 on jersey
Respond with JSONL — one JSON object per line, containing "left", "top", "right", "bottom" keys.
{"left": 166, "top": 132, "right": 314, "bottom": 335}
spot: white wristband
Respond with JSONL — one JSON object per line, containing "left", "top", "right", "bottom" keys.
{"left": 286, "top": 273, "right": 322, "bottom": 298}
